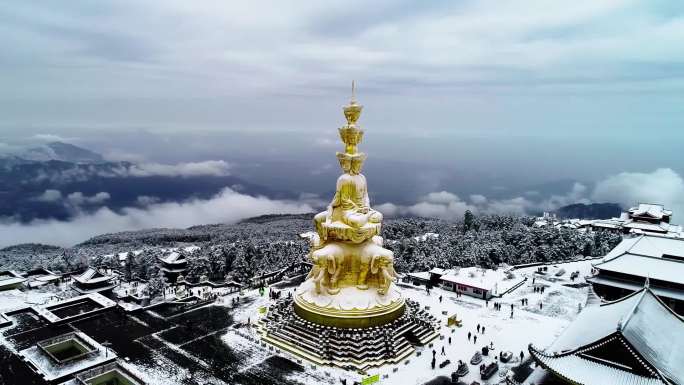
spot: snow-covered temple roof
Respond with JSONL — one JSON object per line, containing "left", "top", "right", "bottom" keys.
{"left": 159, "top": 251, "right": 186, "bottom": 264}
{"left": 532, "top": 353, "right": 664, "bottom": 385}
{"left": 0, "top": 270, "right": 27, "bottom": 288}
{"left": 622, "top": 220, "right": 681, "bottom": 234}
{"left": 590, "top": 218, "right": 624, "bottom": 229}
{"left": 629, "top": 203, "right": 672, "bottom": 219}
{"left": 593, "top": 235, "right": 684, "bottom": 285}
{"left": 594, "top": 254, "right": 684, "bottom": 285}
{"left": 530, "top": 285, "right": 684, "bottom": 385}
{"left": 440, "top": 267, "right": 501, "bottom": 291}
{"left": 73, "top": 267, "right": 113, "bottom": 284}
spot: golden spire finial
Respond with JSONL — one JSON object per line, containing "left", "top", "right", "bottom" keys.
{"left": 351, "top": 80, "right": 356, "bottom": 104}
{"left": 343, "top": 81, "right": 362, "bottom": 126}
{"left": 340, "top": 81, "right": 364, "bottom": 154}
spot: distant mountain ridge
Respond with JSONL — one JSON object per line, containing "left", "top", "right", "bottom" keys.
{"left": 554, "top": 203, "right": 622, "bottom": 219}
{"left": 0, "top": 142, "right": 295, "bottom": 223}
{"left": 1, "top": 141, "right": 105, "bottom": 163}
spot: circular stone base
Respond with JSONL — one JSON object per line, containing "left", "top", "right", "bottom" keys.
{"left": 293, "top": 280, "right": 405, "bottom": 328}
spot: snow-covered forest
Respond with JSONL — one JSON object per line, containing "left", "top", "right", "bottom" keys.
{"left": 0, "top": 213, "right": 621, "bottom": 284}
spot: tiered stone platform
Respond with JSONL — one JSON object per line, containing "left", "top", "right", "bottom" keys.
{"left": 259, "top": 298, "right": 439, "bottom": 370}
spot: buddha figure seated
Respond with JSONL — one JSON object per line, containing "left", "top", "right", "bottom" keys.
{"left": 313, "top": 152, "right": 383, "bottom": 243}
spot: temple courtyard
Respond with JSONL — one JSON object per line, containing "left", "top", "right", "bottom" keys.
{"left": 0, "top": 259, "right": 595, "bottom": 385}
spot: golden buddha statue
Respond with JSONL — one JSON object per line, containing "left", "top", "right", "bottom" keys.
{"left": 314, "top": 152, "right": 383, "bottom": 243}
{"left": 293, "top": 82, "right": 404, "bottom": 328}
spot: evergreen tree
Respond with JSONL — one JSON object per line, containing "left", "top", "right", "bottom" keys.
{"left": 463, "top": 210, "right": 475, "bottom": 233}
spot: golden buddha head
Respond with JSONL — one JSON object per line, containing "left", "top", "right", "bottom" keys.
{"left": 349, "top": 153, "right": 366, "bottom": 175}
{"left": 336, "top": 152, "right": 353, "bottom": 173}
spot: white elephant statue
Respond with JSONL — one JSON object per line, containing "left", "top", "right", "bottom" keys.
{"left": 311, "top": 243, "right": 347, "bottom": 294}
{"left": 306, "top": 253, "right": 329, "bottom": 294}
{"left": 370, "top": 253, "right": 397, "bottom": 295}
{"left": 356, "top": 236, "right": 393, "bottom": 290}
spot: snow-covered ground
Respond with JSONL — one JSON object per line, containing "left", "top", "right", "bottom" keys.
{"left": 0, "top": 288, "right": 62, "bottom": 312}
{"left": 203, "top": 260, "right": 595, "bottom": 385}
{"left": 0, "top": 259, "right": 595, "bottom": 385}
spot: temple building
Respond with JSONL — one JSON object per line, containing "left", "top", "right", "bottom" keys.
{"left": 158, "top": 250, "right": 188, "bottom": 282}
{"left": 71, "top": 268, "right": 117, "bottom": 295}
{"left": 587, "top": 234, "right": 684, "bottom": 314}
{"left": 439, "top": 267, "right": 498, "bottom": 300}
{"left": 528, "top": 284, "right": 683, "bottom": 385}
{"left": 0, "top": 270, "right": 27, "bottom": 291}
{"left": 259, "top": 84, "right": 439, "bottom": 370}
{"left": 23, "top": 267, "right": 61, "bottom": 289}
{"left": 628, "top": 203, "right": 672, "bottom": 223}
{"left": 622, "top": 203, "right": 681, "bottom": 235}
{"left": 587, "top": 203, "right": 681, "bottom": 236}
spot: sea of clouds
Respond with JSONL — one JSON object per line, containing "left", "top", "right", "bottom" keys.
{"left": 1, "top": 168, "right": 682, "bottom": 248}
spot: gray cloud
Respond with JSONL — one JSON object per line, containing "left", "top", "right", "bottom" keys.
{"left": 34, "top": 189, "right": 63, "bottom": 202}
{"left": 66, "top": 191, "right": 110, "bottom": 206}
{"left": 1, "top": 1, "right": 683, "bottom": 109}
{"left": 0, "top": 187, "right": 313, "bottom": 247}
{"left": 19, "top": 160, "right": 232, "bottom": 185}
{"left": 592, "top": 168, "right": 684, "bottom": 219}
{"left": 376, "top": 169, "right": 684, "bottom": 220}
{"left": 32, "top": 189, "right": 110, "bottom": 206}
{"left": 136, "top": 195, "right": 160, "bottom": 206}
{"left": 114, "top": 160, "right": 231, "bottom": 178}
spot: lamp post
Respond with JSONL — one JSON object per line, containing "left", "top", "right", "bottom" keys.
{"left": 102, "top": 341, "right": 112, "bottom": 358}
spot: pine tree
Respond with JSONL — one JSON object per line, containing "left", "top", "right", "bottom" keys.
{"left": 463, "top": 210, "right": 475, "bottom": 233}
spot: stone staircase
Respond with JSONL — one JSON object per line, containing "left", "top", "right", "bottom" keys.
{"left": 259, "top": 298, "right": 439, "bottom": 370}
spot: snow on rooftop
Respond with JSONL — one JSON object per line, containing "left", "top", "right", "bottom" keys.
{"left": 0, "top": 289, "right": 55, "bottom": 313}
{"left": 621, "top": 290, "right": 684, "bottom": 385}
{"left": 541, "top": 287, "right": 683, "bottom": 385}
{"left": 0, "top": 271, "right": 27, "bottom": 287}
{"left": 160, "top": 251, "right": 185, "bottom": 264}
{"left": 533, "top": 353, "right": 664, "bottom": 385}
{"left": 440, "top": 266, "right": 520, "bottom": 293}
{"left": 428, "top": 268, "right": 450, "bottom": 275}
{"left": 595, "top": 254, "right": 684, "bottom": 285}
{"left": 622, "top": 220, "right": 670, "bottom": 232}
{"left": 159, "top": 245, "right": 200, "bottom": 253}
{"left": 629, "top": 203, "right": 671, "bottom": 219}
{"left": 36, "top": 293, "right": 116, "bottom": 323}
{"left": 602, "top": 234, "right": 684, "bottom": 260}
{"left": 547, "top": 290, "right": 640, "bottom": 353}
{"left": 406, "top": 271, "right": 431, "bottom": 281}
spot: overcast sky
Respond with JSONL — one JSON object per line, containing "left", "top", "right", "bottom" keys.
{"left": 2, "top": 1, "right": 684, "bottom": 245}
{"left": 1, "top": 0, "right": 683, "bottom": 180}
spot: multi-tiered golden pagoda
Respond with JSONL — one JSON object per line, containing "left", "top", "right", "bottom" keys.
{"left": 260, "top": 84, "right": 438, "bottom": 370}
{"left": 295, "top": 82, "right": 404, "bottom": 328}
